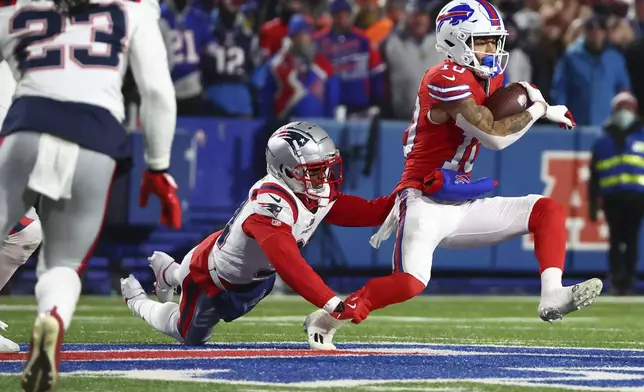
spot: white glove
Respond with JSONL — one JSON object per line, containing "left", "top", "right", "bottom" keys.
{"left": 518, "top": 81, "right": 547, "bottom": 117}
{"left": 545, "top": 105, "right": 576, "bottom": 130}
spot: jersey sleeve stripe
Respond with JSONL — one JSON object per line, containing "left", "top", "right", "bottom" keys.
{"left": 258, "top": 183, "right": 299, "bottom": 223}
{"left": 428, "top": 91, "right": 472, "bottom": 102}
{"left": 428, "top": 84, "right": 470, "bottom": 94}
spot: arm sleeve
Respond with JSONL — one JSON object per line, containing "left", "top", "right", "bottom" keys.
{"left": 426, "top": 70, "right": 473, "bottom": 104}
{"left": 129, "top": 7, "right": 177, "bottom": 170}
{"left": 242, "top": 214, "right": 336, "bottom": 308}
{"left": 325, "top": 193, "right": 396, "bottom": 227}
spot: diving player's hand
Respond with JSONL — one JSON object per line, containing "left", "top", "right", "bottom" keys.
{"left": 328, "top": 296, "right": 371, "bottom": 324}
{"left": 139, "top": 170, "right": 182, "bottom": 229}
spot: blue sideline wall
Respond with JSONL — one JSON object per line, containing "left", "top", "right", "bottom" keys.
{"left": 123, "top": 118, "right": 627, "bottom": 275}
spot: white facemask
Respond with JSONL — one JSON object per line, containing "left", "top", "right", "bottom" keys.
{"left": 611, "top": 109, "right": 637, "bottom": 131}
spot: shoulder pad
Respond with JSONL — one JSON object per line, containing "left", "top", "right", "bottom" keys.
{"left": 426, "top": 63, "right": 474, "bottom": 103}
{"left": 250, "top": 182, "right": 300, "bottom": 226}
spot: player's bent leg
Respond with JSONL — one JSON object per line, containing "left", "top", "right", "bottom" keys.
{"left": 306, "top": 190, "right": 453, "bottom": 350}
{"left": 440, "top": 195, "right": 602, "bottom": 321}
{"left": 177, "top": 275, "right": 220, "bottom": 346}
{"left": 121, "top": 274, "right": 184, "bottom": 342}
{"left": 148, "top": 251, "right": 181, "bottom": 303}
{"left": 23, "top": 148, "right": 115, "bottom": 392}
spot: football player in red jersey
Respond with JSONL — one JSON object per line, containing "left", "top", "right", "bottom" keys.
{"left": 304, "top": 0, "right": 602, "bottom": 350}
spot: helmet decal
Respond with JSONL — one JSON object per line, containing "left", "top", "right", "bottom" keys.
{"left": 275, "top": 129, "right": 311, "bottom": 157}
{"left": 436, "top": 3, "right": 475, "bottom": 33}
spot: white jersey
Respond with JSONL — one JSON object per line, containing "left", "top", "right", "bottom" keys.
{"left": 210, "top": 174, "right": 336, "bottom": 285}
{"left": 0, "top": 0, "right": 176, "bottom": 169}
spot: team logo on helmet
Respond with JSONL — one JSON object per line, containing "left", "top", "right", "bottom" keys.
{"left": 275, "top": 129, "right": 311, "bottom": 154}
{"left": 437, "top": 3, "right": 475, "bottom": 32}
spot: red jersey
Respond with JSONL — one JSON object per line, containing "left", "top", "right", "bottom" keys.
{"left": 396, "top": 61, "right": 503, "bottom": 192}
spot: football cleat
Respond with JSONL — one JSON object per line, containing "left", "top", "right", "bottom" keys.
{"left": 148, "top": 251, "right": 178, "bottom": 303}
{"left": 539, "top": 278, "right": 603, "bottom": 322}
{"left": 120, "top": 274, "right": 147, "bottom": 306}
{"left": 0, "top": 321, "right": 19, "bottom": 353}
{"left": 21, "top": 310, "right": 64, "bottom": 392}
{"left": 303, "top": 309, "right": 346, "bottom": 350}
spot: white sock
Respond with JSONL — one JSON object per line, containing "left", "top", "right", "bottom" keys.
{"left": 166, "top": 263, "right": 181, "bottom": 287}
{"left": 35, "top": 266, "right": 81, "bottom": 330}
{"left": 540, "top": 267, "right": 563, "bottom": 295}
{"left": 129, "top": 298, "right": 182, "bottom": 341}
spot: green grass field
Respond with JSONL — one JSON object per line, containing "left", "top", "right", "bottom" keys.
{"left": 0, "top": 294, "right": 643, "bottom": 392}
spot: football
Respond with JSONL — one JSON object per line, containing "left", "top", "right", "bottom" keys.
{"left": 484, "top": 83, "right": 532, "bottom": 120}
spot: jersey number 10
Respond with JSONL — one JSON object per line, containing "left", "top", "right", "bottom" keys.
{"left": 11, "top": 4, "right": 126, "bottom": 72}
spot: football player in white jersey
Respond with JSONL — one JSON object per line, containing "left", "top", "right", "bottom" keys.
{"left": 120, "top": 122, "right": 396, "bottom": 345}
{"left": 0, "top": 0, "right": 181, "bottom": 388}
{"left": 121, "top": 121, "right": 496, "bottom": 346}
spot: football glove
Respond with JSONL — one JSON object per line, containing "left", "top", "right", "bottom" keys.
{"left": 329, "top": 296, "right": 371, "bottom": 324}
{"left": 139, "top": 170, "right": 182, "bottom": 229}
{"left": 517, "top": 81, "right": 547, "bottom": 116}
{"left": 423, "top": 169, "right": 498, "bottom": 202}
{"left": 545, "top": 105, "right": 576, "bottom": 130}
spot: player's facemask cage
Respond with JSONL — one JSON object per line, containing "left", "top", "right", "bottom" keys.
{"left": 291, "top": 152, "right": 343, "bottom": 200}
{"left": 465, "top": 33, "right": 509, "bottom": 79}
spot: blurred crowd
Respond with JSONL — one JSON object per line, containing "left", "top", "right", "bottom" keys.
{"left": 154, "top": 0, "right": 644, "bottom": 126}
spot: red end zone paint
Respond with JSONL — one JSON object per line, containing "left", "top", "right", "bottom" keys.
{"left": 0, "top": 348, "right": 424, "bottom": 361}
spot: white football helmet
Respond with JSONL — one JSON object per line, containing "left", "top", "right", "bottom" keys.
{"left": 435, "top": 0, "right": 509, "bottom": 79}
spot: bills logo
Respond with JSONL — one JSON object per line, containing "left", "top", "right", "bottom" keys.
{"left": 436, "top": 4, "right": 475, "bottom": 33}
{"left": 523, "top": 151, "right": 608, "bottom": 251}
{"left": 455, "top": 174, "right": 470, "bottom": 184}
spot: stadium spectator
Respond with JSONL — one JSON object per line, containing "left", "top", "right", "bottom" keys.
{"left": 524, "top": 13, "right": 565, "bottom": 102}
{"left": 315, "top": 0, "right": 385, "bottom": 115}
{"left": 258, "top": 15, "right": 339, "bottom": 120}
{"left": 259, "top": 0, "right": 304, "bottom": 62}
{"left": 355, "top": 0, "right": 394, "bottom": 47}
{"left": 625, "top": 34, "right": 644, "bottom": 115}
{"left": 202, "top": 0, "right": 257, "bottom": 117}
{"left": 160, "top": 0, "right": 212, "bottom": 115}
{"left": 635, "top": 0, "right": 644, "bottom": 36}
{"left": 588, "top": 92, "right": 644, "bottom": 296}
{"left": 504, "top": 16, "right": 532, "bottom": 84}
{"left": 380, "top": 0, "right": 440, "bottom": 120}
{"left": 552, "top": 14, "right": 631, "bottom": 126}
{"left": 384, "top": 0, "right": 408, "bottom": 28}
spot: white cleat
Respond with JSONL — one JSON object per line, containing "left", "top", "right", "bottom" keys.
{"left": 148, "top": 251, "right": 178, "bottom": 303}
{"left": 539, "top": 278, "right": 603, "bottom": 322}
{"left": 303, "top": 309, "right": 346, "bottom": 351}
{"left": 0, "top": 321, "right": 19, "bottom": 353}
{"left": 120, "top": 274, "right": 147, "bottom": 307}
{"left": 21, "top": 312, "right": 63, "bottom": 392}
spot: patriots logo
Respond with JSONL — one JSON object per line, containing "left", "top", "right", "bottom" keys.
{"left": 437, "top": 4, "right": 475, "bottom": 33}
{"left": 276, "top": 129, "right": 311, "bottom": 154}
{"left": 259, "top": 203, "right": 283, "bottom": 218}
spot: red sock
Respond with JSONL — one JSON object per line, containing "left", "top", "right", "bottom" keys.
{"left": 353, "top": 272, "right": 425, "bottom": 312}
{"left": 528, "top": 198, "right": 567, "bottom": 273}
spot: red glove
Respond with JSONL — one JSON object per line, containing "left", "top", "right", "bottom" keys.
{"left": 329, "top": 296, "right": 371, "bottom": 324}
{"left": 139, "top": 171, "right": 182, "bottom": 229}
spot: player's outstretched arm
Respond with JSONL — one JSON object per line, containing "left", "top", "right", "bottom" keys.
{"left": 242, "top": 214, "right": 341, "bottom": 311}
{"left": 438, "top": 98, "right": 546, "bottom": 150}
{"left": 129, "top": 6, "right": 177, "bottom": 171}
{"left": 324, "top": 193, "right": 396, "bottom": 227}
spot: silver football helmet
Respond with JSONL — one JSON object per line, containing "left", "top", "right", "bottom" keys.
{"left": 266, "top": 121, "right": 343, "bottom": 200}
